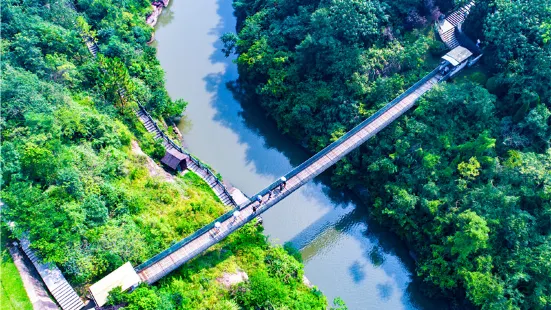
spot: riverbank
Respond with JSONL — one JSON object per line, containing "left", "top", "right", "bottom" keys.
{"left": 146, "top": 0, "right": 169, "bottom": 27}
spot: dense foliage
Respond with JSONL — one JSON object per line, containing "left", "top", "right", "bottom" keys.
{"left": 1, "top": 0, "right": 186, "bottom": 282}
{"left": 1, "top": 0, "right": 325, "bottom": 308}
{"left": 106, "top": 227, "right": 326, "bottom": 310}
{"left": 231, "top": 0, "right": 551, "bottom": 309}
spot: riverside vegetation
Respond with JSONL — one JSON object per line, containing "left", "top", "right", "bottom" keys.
{"left": 1, "top": 0, "right": 328, "bottom": 308}
{"left": 226, "top": 0, "right": 551, "bottom": 309}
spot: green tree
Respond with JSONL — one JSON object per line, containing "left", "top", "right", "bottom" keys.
{"left": 462, "top": 271, "right": 509, "bottom": 310}
{"left": 449, "top": 210, "right": 489, "bottom": 260}
{"left": 97, "top": 55, "right": 136, "bottom": 111}
{"left": 457, "top": 157, "right": 481, "bottom": 180}
{"left": 233, "top": 271, "right": 287, "bottom": 308}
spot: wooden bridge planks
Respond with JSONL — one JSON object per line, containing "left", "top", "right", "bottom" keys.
{"left": 137, "top": 73, "right": 442, "bottom": 285}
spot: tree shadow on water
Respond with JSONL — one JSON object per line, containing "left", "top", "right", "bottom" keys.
{"left": 349, "top": 260, "right": 367, "bottom": 283}
{"left": 376, "top": 282, "right": 394, "bottom": 301}
{"left": 209, "top": 0, "right": 237, "bottom": 65}
{"left": 155, "top": 1, "right": 175, "bottom": 28}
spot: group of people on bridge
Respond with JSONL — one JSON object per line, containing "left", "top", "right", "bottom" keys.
{"left": 212, "top": 176, "right": 288, "bottom": 234}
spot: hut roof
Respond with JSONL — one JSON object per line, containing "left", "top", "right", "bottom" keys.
{"left": 89, "top": 262, "right": 141, "bottom": 307}
{"left": 161, "top": 149, "right": 187, "bottom": 170}
{"left": 442, "top": 46, "right": 473, "bottom": 66}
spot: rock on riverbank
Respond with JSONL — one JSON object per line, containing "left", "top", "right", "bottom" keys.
{"left": 146, "top": 0, "right": 169, "bottom": 34}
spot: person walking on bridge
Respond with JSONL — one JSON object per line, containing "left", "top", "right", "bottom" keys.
{"left": 214, "top": 221, "right": 221, "bottom": 234}
{"left": 232, "top": 210, "right": 241, "bottom": 223}
{"left": 256, "top": 195, "right": 263, "bottom": 206}
{"left": 279, "top": 176, "right": 287, "bottom": 191}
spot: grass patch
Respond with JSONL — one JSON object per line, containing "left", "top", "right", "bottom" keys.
{"left": 1, "top": 243, "right": 33, "bottom": 310}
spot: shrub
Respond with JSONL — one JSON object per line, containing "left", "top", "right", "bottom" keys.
{"left": 468, "top": 71, "right": 488, "bottom": 85}
{"left": 106, "top": 286, "right": 128, "bottom": 306}
{"left": 233, "top": 271, "right": 287, "bottom": 308}
{"left": 265, "top": 247, "right": 302, "bottom": 284}
{"left": 283, "top": 242, "right": 303, "bottom": 263}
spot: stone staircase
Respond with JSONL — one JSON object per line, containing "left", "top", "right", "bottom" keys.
{"left": 136, "top": 108, "right": 174, "bottom": 150}
{"left": 135, "top": 107, "right": 237, "bottom": 206}
{"left": 437, "top": 1, "right": 476, "bottom": 49}
{"left": 446, "top": 1, "right": 476, "bottom": 27}
{"left": 85, "top": 39, "right": 99, "bottom": 57}
{"left": 440, "top": 28, "right": 459, "bottom": 49}
{"left": 21, "top": 239, "right": 85, "bottom": 310}
{"left": 187, "top": 160, "right": 236, "bottom": 205}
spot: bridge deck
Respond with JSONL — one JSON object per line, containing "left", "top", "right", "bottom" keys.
{"left": 136, "top": 70, "right": 442, "bottom": 284}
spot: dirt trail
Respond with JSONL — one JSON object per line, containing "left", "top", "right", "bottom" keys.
{"left": 131, "top": 140, "right": 175, "bottom": 182}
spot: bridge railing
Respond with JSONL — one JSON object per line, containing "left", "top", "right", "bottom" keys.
{"left": 137, "top": 104, "right": 237, "bottom": 207}
{"left": 134, "top": 68, "right": 440, "bottom": 273}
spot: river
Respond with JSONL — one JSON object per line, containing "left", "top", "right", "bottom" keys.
{"left": 152, "top": 0, "right": 445, "bottom": 309}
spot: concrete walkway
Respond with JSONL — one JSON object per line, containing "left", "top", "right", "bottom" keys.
{"left": 8, "top": 245, "right": 59, "bottom": 310}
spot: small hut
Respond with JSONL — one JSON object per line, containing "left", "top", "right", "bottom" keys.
{"left": 89, "top": 262, "right": 141, "bottom": 307}
{"left": 161, "top": 149, "right": 188, "bottom": 171}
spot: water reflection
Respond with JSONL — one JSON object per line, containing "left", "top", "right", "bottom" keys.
{"left": 153, "top": 0, "right": 447, "bottom": 309}
{"left": 378, "top": 283, "right": 394, "bottom": 301}
{"left": 349, "top": 261, "right": 367, "bottom": 283}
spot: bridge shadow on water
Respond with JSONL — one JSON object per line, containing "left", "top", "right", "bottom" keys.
{"left": 195, "top": 0, "right": 449, "bottom": 308}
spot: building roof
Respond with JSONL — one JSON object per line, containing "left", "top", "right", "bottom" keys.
{"left": 442, "top": 46, "right": 473, "bottom": 66}
{"left": 89, "top": 262, "right": 141, "bottom": 307}
{"left": 161, "top": 149, "right": 187, "bottom": 170}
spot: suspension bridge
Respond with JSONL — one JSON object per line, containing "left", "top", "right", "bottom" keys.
{"left": 91, "top": 7, "right": 483, "bottom": 309}
{"left": 127, "top": 1, "right": 484, "bottom": 290}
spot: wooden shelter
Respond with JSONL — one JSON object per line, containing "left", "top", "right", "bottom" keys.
{"left": 441, "top": 46, "right": 473, "bottom": 66}
{"left": 89, "top": 262, "right": 141, "bottom": 307}
{"left": 161, "top": 149, "right": 188, "bottom": 171}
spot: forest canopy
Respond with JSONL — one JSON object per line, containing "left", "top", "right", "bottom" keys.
{"left": 230, "top": 0, "right": 551, "bottom": 309}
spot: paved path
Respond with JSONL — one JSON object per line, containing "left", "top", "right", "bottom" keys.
{"left": 8, "top": 245, "right": 59, "bottom": 310}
